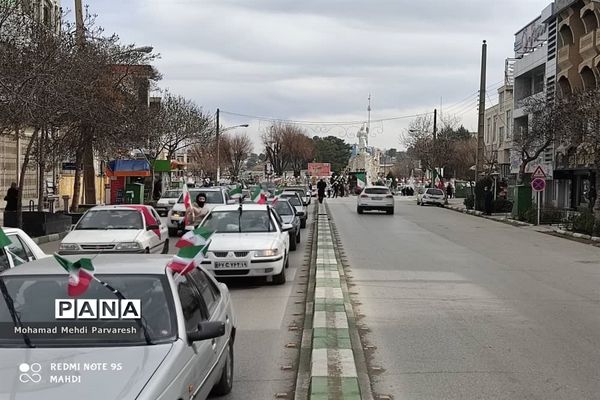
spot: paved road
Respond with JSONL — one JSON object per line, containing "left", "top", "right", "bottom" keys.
{"left": 328, "top": 196, "right": 600, "bottom": 400}
{"left": 40, "top": 209, "right": 314, "bottom": 399}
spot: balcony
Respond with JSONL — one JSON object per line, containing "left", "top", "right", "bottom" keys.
{"left": 558, "top": 45, "right": 572, "bottom": 75}
{"left": 580, "top": 30, "right": 597, "bottom": 61}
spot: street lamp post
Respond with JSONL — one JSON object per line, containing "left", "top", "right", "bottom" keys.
{"left": 215, "top": 108, "right": 249, "bottom": 183}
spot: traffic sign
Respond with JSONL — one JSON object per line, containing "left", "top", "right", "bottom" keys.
{"left": 531, "top": 177, "right": 546, "bottom": 192}
{"left": 531, "top": 165, "right": 546, "bottom": 179}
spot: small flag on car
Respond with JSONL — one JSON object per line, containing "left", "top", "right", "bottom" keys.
{"left": 53, "top": 254, "right": 95, "bottom": 297}
{"left": 176, "top": 226, "right": 214, "bottom": 248}
{"left": 0, "top": 228, "right": 11, "bottom": 247}
{"left": 167, "top": 242, "right": 211, "bottom": 275}
{"left": 251, "top": 187, "right": 267, "bottom": 204}
{"left": 228, "top": 185, "right": 243, "bottom": 198}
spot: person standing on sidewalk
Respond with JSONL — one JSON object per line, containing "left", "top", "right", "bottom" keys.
{"left": 484, "top": 186, "right": 493, "bottom": 215}
{"left": 4, "top": 182, "right": 18, "bottom": 211}
{"left": 446, "top": 182, "right": 454, "bottom": 199}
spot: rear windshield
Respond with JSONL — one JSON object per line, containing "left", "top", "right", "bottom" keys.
{"left": 271, "top": 201, "right": 294, "bottom": 216}
{"left": 281, "top": 195, "right": 301, "bottom": 206}
{"left": 178, "top": 190, "right": 224, "bottom": 204}
{"left": 426, "top": 189, "right": 444, "bottom": 196}
{"left": 365, "top": 188, "right": 390, "bottom": 195}
{"left": 0, "top": 274, "right": 177, "bottom": 347}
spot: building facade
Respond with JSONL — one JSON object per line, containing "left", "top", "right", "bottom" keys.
{"left": 483, "top": 81, "right": 514, "bottom": 179}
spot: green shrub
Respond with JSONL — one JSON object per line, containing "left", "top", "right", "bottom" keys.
{"left": 492, "top": 198, "right": 513, "bottom": 213}
{"left": 572, "top": 210, "right": 595, "bottom": 235}
{"left": 464, "top": 195, "right": 475, "bottom": 210}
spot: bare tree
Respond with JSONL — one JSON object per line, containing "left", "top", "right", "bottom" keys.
{"left": 262, "top": 123, "right": 289, "bottom": 176}
{"left": 283, "top": 128, "right": 314, "bottom": 177}
{"left": 221, "top": 132, "right": 253, "bottom": 181}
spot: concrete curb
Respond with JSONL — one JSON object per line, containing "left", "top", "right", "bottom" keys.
{"left": 444, "top": 205, "right": 532, "bottom": 227}
{"left": 301, "top": 202, "right": 368, "bottom": 400}
{"left": 31, "top": 231, "right": 69, "bottom": 245}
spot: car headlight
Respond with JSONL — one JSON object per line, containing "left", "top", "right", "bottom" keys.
{"left": 59, "top": 243, "right": 80, "bottom": 251}
{"left": 254, "top": 249, "right": 279, "bottom": 257}
{"left": 115, "top": 242, "right": 141, "bottom": 250}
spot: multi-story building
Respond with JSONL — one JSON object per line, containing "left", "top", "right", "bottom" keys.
{"left": 553, "top": 0, "right": 599, "bottom": 209}
{"left": 483, "top": 68, "right": 514, "bottom": 179}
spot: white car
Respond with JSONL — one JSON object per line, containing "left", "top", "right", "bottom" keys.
{"left": 0, "top": 227, "right": 47, "bottom": 272}
{"left": 155, "top": 189, "right": 182, "bottom": 217}
{"left": 167, "top": 187, "right": 229, "bottom": 236}
{"left": 59, "top": 205, "right": 169, "bottom": 255}
{"left": 199, "top": 204, "right": 292, "bottom": 285}
{"left": 417, "top": 187, "right": 446, "bottom": 206}
{"left": 279, "top": 192, "right": 307, "bottom": 228}
{"left": 357, "top": 186, "right": 395, "bottom": 215}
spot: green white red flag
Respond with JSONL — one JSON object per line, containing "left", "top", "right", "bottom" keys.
{"left": 228, "top": 185, "right": 243, "bottom": 198}
{"left": 0, "top": 228, "right": 11, "bottom": 248}
{"left": 176, "top": 226, "right": 214, "bottom": 248}
{"left": 53, "top": 254, "right": 95, "bottom": 297}
{"left": 167, "top": 243, "right": 210, "bottom": 274}
{"left": 250, "top": 187, "right": 267, "bottom": 204}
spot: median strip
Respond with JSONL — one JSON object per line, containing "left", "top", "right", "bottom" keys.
{"left": 309, "top": 210, "right": 362, "bottom": 400}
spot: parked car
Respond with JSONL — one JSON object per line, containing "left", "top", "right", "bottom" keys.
{"left": 167, "top": 188, "right": 229, "bottom": 236}
{"left": 0, "top": 228, "right": 47, "bottom": 272}
{"left": 199, "top": 204, "right": 292, "bottom": 284}
{"left": 417, "top": 187, "right": 446, "bottom": 206}
{"left": 279, "top": 192, "right": 307, "bottom": 228}
{"left": 0, "top": 254, "right": 236, "bottom": 399}
{"left": 357, "top": 186, "right": 395, "bottom": 215}
{"left": 269, "top": 199, "right": 301, "bottom": 251}
{"left": 59, "top": 205, "right": 169, "bottom": 255}
{"left": 155, "top": 189, "right": 182, "bottom": 217}
{"left": 284, "top": 185, "right": 311, "bottom": 206}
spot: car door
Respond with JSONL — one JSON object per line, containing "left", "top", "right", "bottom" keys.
{"left": 188, "top": 268, "right": 231, "bottom": 383}
{"left": 270, "top": 209, "right": 288, "bottom": 253}
{"left": 175, "top": 274, "right": 215, "bottom": 399}
{"left": 141, "top": 208, "right": 162, "bottom": 253}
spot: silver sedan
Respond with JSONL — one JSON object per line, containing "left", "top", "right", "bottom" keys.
{"left": 0, "top": 254, "right": 236, "bottom": 400}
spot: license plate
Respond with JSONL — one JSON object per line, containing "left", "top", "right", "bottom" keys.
{"left": 372, "top": 197, "right": 382, "bottom": 200}
{"left": 214, "top": 261, "right": 248, "bottom": 269}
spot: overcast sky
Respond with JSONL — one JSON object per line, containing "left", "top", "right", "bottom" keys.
{"left": 79, "top": 0, "right": 551, "bottom": 152}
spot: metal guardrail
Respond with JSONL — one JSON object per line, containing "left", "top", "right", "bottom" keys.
{"left": 538, "top": 208, "right": 580, "bottom": 229}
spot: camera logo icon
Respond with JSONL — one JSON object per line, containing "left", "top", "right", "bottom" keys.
{"left": 18, "top": 363, "right": 42, "bottom": 383}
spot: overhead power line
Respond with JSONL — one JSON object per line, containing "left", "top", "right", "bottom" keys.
{"left": 219, "top": 110, "right": 433, "bottom": 125}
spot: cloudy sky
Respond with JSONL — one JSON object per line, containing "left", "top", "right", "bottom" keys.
{"left": 79, "top": 0, "right": 551, "bottom": 152}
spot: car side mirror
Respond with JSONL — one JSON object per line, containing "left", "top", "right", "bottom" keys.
{"left": 146, "top": 224, "right": 160, "bottom": 231}
{"left": 188, "top": 321, "right": 226, "bottom": 343}
{"left": 282, "top": 223, "right": 294, "bottom": 232}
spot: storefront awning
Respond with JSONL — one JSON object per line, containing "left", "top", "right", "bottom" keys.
{"left": 106, "top": 160, "right": 151, "bottom": 177}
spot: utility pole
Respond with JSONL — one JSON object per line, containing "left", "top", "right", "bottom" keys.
{"left": 366, "top": 93, "right": 371, "bottom": 147}
{"left": 433, "top": 108, "right": 437, "bottom": 141}
{"left": 216, "top": 108, "right": 220, "bottom": 183}
{"left": 75, "top": 0, "right": 84, "bottom": 45}
{"left": 431, "top": 108, "right": 437, "bottom": 188}
{"left": 475, "top": 40, "right": 487, "bottom": 191}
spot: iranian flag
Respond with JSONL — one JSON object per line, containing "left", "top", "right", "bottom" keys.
{"left": 167, "top": 244, "right": 210, "bottom": 274}
{"left": 228, "top": 185, "right": 243, "bottom": 198}
{"left": 176, "top": 226, "right": 214, "bottom": 248}
{"left": 251, "top": 187, "right": 267, "bottom": 204}
{"left": 53, "top": 254, "right": 95, "bottom": 297}
{"left": 356, "top": 172, "right": 367, "bottom": 189}
{"left": 0, "top": 228, "right": 11, "bottom": 248}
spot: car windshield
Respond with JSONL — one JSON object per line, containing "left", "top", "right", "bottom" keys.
{"left": 281, "top": 195, "right": 301, "bottom": 206}
{"left": 426, "top": 189, "right": 444, "bottom": 196}
{"left": 201, "top": 210, "right": 276, "bottom": 233}
{"left": 365, "top": 188, "right": 390, "bottom": 195}
{"left": 0, "top": 274, "right": 177, "bottom": 347}
{"left": 271, "top": 201, "right": 294, "bottom": 216}
{"left": 162, "top": 190, "right": 181, "bottom": 198}
{"left": 178, "top": 190, "right": 224, "bottom": 204}
{"left": 76, "top": 210, "right": 143, "bottom": 230}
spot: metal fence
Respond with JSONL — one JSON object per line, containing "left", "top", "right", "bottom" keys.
{"left": 537, "top": 208, "right": 580, "bottom": 229}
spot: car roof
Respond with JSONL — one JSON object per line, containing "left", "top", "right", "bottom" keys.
{"left": 364, "top": 185, "right": 389, "bottom": 190}
{"left": 211, "top": 204, "right": 269, "bottom": 212}
{"left": 280, "top": 191, "right": 301, "bottom": 196}
{"left": 86, "top": 205, "right": 149, "bottom": 211}
{"left": 0, "top": 254, "right": 173, "bottom": 277}
{"left": 1, "top": 227, "right": 25, "bottom": 235}
{"left": 188, "top": 187, "right": 225, "bottom": 192}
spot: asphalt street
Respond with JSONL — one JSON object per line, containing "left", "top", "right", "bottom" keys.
{"left": 39, "top": 209, "right": 314, "bottom": 400}
{"left": 327, "top": 195, "right": 600, "bottom": 400}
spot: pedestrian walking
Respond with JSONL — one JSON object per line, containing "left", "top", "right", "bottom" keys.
{"left": 317, "top": 179, "right": 327, "bottom": 204}
{"left": 446, "top": 182, "right": 454, "bottom": 199}
{"left": 484, "top": 186, "right": 493, "bottom": 215}
{"left": 4, "top": 182, "right": 18, "bottom": 211}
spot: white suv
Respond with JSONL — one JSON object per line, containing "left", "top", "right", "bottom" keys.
{"left": 357, "top": 186, "right": 394, "bottom": 215}
{"left": 417, "top": 188, "right": 446, "bottom": 206}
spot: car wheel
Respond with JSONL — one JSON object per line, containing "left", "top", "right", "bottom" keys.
{"left": 145, "top": 248, "right": 150, "bottom": 254}
{"left": 357, "top": 206, "right": 363, "bottom": 214}
{"left": 168, "top": 228, "right": 178, "bottom": 237}
{"left": 161, "top": 239, "right": 169, "bottom": 254}
{"left": 211, "top": 340, "right": 234, "bottom": 396}
{"left": 300, "top": 218, "right": 306, "bottom": 229}
{"left": 273, "top": 265, "right": 286, "bottom": 285}
{"left": 289, "top": 233, "right": 297, "bottom": 251}
{"left": 296, "top": 230, "right": 301, "bottom": 243}
{"left": 387, "top": 208, "right": 394, "bottom": 215}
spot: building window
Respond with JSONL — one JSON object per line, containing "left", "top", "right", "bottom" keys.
{"left": 499, "top": 127, "right": 504, "bottom": 144}
{"left": 43, "top": 1, "right": 51, "bottom": 26}
{"left": 492, "top": 116, "right": 497, "bottom": 143}
{"left": 506, "top": 110, "right": 512, "bottom": 138}
{"left": 499, "top": 92, "right": 504, "bottom": 108}
{"left": 486, "top": 118, "right": 491, "bottom": 143}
